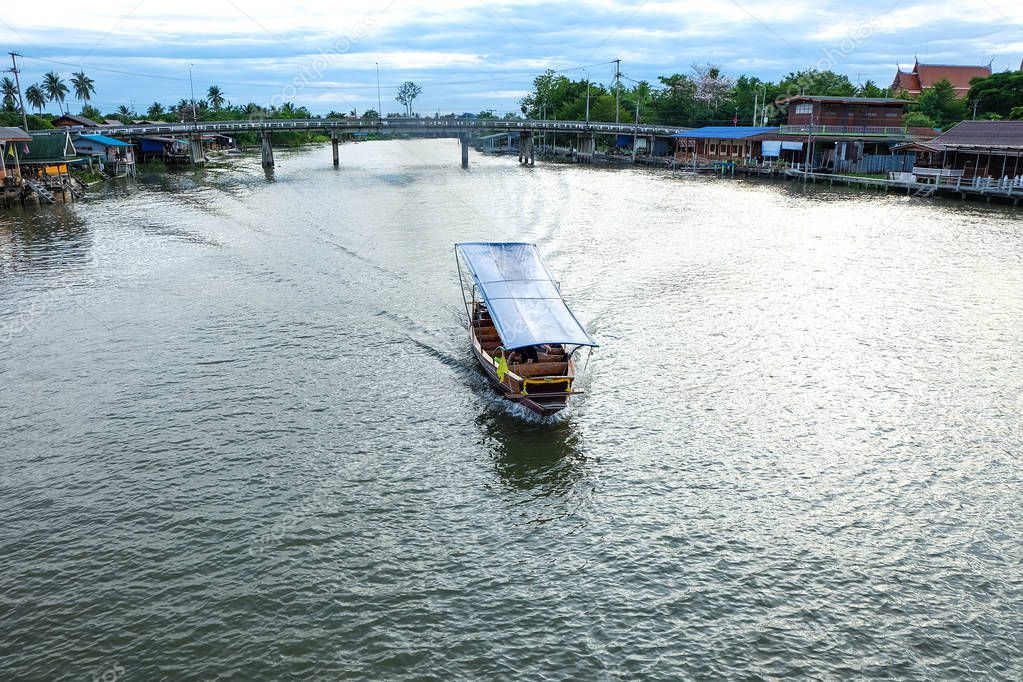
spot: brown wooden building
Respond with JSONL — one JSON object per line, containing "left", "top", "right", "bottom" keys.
{"left": 781, "top": 95, "right": 909, "bottom": 129}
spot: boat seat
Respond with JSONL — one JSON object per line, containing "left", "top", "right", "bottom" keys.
{"left": 510, "top": 362, "right": 569, "bottom": 378}
{"left": 476, "top": 328, "right": 500, "bottom": 342}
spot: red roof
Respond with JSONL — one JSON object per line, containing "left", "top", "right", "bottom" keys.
{"left": 893, "top": 70, "right": 920, "bottom": 93}
{"left": 893, "top": 62, "right": 991, "bottom": 96}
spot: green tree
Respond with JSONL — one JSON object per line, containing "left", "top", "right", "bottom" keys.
{"left": 1010, "top": 106, "right": 1023, "bottom": 120}
{"left": 362, "top": 109, "right": 379, "bottom": 119}
{"left": 648, "top": 73, "right": 697, "bottom": 125}
{"left": 966, "top": 71, "right": 1023, "bottom": 118}
{"left": 903, "top": 111, "right": 936, "bottom": 128}
{"left": 70, "top": 71, "right": 95, "bottom": 105}
{"left": 25, "top": 84, "right": 46, "bottom": 113}
{"left": 396, "top": 81, "right": 422, "bottom": 117}
{"left": 728, "top": 75, "right": 778, "bottom": 126}
{"left": 913, "top": 79, "right": 967, "bottom": 127}
{"left": 42, "top": 72, "right": 69, "bottom": 114}
{"left": 115, "top": 104, "right": 135, "bottom": 122}
{"left": 147, "top": 102, "right": 165, "bottom": 119}
{"left": 1, "top": 76, "right": 17, "bottom": 110}
{"left": 856, "top": 79, "right": 889, "bottom": 98}
{"left": 207, "top": 85, "right": 225, "bottom": 109}
{"left": 777, "top": 69, "right": 856, "bottom": 98}
{"left": 80, "top": 104, "right": 102, "bottom": 121}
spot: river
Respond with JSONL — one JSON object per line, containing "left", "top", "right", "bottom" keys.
{"left": 1, "top": 139, "right": 1021, "bottom": 679}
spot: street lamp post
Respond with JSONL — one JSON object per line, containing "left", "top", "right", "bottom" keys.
{"left": 188, "top": 64, "right": 198, "bottom": 124}
{"left": 584, "top": 70, "right": 590, "bottom": 122}
{"left": 376, "top": 62, "right": 382, "bottom": 118}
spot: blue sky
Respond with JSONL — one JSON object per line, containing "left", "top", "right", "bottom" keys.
{"left": 2, "top": 0, "right": 1021, "bottom": 116}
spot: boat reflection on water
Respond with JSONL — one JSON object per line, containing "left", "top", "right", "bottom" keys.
{"left": 473, "top": 411, "right": 594, "bottom": 519}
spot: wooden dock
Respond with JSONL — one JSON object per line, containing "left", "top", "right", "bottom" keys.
{"left": 781, "top": 169, "right": 1023, "bottom": 204}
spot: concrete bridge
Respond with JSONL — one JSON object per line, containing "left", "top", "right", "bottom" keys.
{"left": 36, "top": 117, "right": 687, "bottom": 169}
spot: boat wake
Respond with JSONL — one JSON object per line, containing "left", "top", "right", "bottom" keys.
{"left": 497, "top": 397, "right": 572, "bottom": 424}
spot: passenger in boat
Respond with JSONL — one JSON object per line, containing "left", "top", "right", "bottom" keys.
{"left": 516, "top": 344, "right": 550, "bottom": 364}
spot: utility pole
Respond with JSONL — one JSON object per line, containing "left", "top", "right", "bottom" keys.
{"left": 614, "top": 58, "right": 621, "bottom": 125}
{"left": 972, "top": 98, "right": 980, "bottom": 120}
{"left": 753, "top": 89, "right": 758, "bottom": 127}
{"left": 375, "top": 62, "right": 382, "bottom": 118}
{"left": 9, "top": 52, "right": 29, "bottom": 131}
{"left": 584, "top": 70, "right": 590, "bottom": 122}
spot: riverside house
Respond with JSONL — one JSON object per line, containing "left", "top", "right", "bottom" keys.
{"left": 769, "top": 95, "right": 914, "bottom": 172}
{"left": 72, "top": 133, "right": 137, "bottom": 177}
{"left": 897, "top": 120, "right": 1023, "bottom": 180}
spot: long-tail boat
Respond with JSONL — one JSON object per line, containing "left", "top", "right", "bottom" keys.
{"left": 455, "top": 242, "right": 597, "bottom": 416}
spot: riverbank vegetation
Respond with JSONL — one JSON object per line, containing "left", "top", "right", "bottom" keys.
{"left": 518, "top": 63, "right": 1022, "bottom": 131}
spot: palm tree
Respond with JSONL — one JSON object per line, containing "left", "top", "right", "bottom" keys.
{"left": 147, "top": 101, "right": 165, "bottom": 119}
{"left": 70, "top": 71, "right": 96, "bottom": 106}
{"left": 1, "top": 76, "right": 17, "bottom": 110}
{"left": 206, "top": 85, "right": 224, "bottom": 110}
{"left": 115, "top": 104, "right": 134, "bottom": 122}
{"left": 25, "top": 84, "right": 46, "bottom": 113}
{"left": 42, "top": 71, "right": 69, "bottom": 114}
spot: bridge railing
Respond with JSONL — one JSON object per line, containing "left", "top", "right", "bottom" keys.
{"left": 32, "top": 118, "right": 689, "bottom": 139}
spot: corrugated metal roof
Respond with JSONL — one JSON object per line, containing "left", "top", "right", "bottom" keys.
{"left": 672, "top": 126, "right": 778, "bottom": 140}
{"left": 0, "top": 126, "right": 32, "bottom": 141}
{"left": 53, "top": 114, "right": 100, "bottom": 127}
{"left": 76, "top": 134, "right": 133, "bottom": 147}
{"left": 931, "top": 120, "right": 1023, "bottom": 149}
{"left": 24, "top": 133, "right": 75, "bottom": 160}
{"left": 783, "top": 96, "right": 910, "bottom": 105}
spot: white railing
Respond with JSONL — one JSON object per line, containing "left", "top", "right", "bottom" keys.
{"left": 32, "top": 118, "right": 691, "bottom": 139}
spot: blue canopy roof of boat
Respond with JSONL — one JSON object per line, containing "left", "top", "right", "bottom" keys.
{"left": 456, "top": 242, "right": 597, "bottom": 350}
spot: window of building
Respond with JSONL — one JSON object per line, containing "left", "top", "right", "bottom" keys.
{"left": 710, "top": 144, "right": 717, "bottom": 154}
{"left": 865, "top": 112, "right": 878, "bottom": 117}
{"left": 885, "top": 112, "right": 898, "bottom": 117}
{"left": 794, "top": 102, "right": 813, "bottom": 114}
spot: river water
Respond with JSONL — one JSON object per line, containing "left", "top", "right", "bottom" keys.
{"left": 1, "top": 139, "right": 1021, "bottom": 680}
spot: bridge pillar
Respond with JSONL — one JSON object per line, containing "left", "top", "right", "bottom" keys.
{"left": 261, "top": 131, "right": 274, "bottom": 169}
{"left": 460, "top": 134, "right": 470, "bottom": 168}
{"left": 519, "top": 131, "right": 534, "bottom": 166}
{"left": 576, "top": 134, "right": 595, "bottom": 163}
{"left": 189, "top": 134, "right": 204, "bottom": 166}
{"left": 331, "top": 133, "right": 340, "bottom": 167}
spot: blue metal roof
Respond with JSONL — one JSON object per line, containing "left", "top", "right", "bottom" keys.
{"left": 455, "top": 242, "right": 597, "bottom": 350}
{"left": 77, "top": 134, "right": 133, "bottom": 147}
{"left": 672, "top": 126, "right": 778, "bottom": 140}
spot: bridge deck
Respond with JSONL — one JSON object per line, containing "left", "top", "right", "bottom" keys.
{"left": 30, "top": 118, "right": 689, "bottom": 139}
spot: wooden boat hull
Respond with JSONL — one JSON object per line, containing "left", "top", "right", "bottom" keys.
{"left": 468, "top": 314, "right": 580, "bottom": 417}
